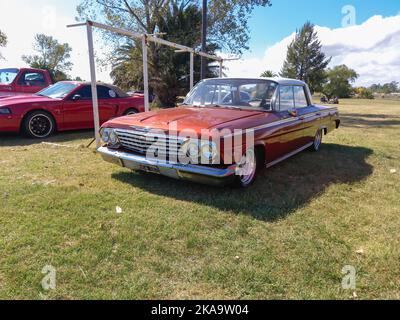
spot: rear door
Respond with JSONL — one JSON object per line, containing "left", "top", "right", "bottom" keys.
{"left": 293, "top": 85, "right": 321, "bottom": 145}
{"left": 15, "top": 70, "right": 48, "bottom": 94}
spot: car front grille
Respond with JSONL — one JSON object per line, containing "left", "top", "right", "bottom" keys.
{"left": 115, "top": 129, "right": 186, "bottom": 158}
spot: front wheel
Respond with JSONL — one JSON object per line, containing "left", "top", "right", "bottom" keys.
{"left": 22, "top": 111, "right": 56, "bottom": 139}
{"left": 234, "top": 149, "right": 258, "bottom": 188}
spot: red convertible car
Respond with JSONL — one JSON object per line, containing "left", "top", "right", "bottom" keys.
{"left": 0, "top": 81, "right": 145, "bottom": 138}
{"left": 97, "top": 78, "right": 340, "bottom": 187}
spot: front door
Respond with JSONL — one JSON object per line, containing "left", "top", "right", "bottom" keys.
{"left": 62, "top": 85, "right": 94, "bottom": 130}
{"left": 62, "top": 85, "right": 120, "bottom": 130}
{"left": 266, "top": 85, "right": 305, "bottom": 163}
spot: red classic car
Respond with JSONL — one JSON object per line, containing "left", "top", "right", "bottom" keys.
{"left": 97, "top": 78, "right": 340, "bottom": 187}
{"left": 0, "top": 81, "right": 145, "bottom": 138}
{"left": 0, "top": 68, "right": 53, "bottom": 98}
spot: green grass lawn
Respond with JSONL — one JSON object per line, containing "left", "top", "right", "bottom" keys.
{"left": 0, "top": 99, "right": 399, "bottom": 299}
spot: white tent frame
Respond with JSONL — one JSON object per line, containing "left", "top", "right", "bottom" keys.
{"left": 67, "top": 20, "right": 225, "bottom": 148}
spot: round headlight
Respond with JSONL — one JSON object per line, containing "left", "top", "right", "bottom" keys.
{"left": 187, "top": 141, "right": 200, "bottom": 159}
{"left": 200, "top": 142, "right": 218, "bottom": 161}
{"left": 109, "top": 130, "right": 119, "bottom": 145}
{"left": 101, "top": 128, "right": 111, "bottom": 143}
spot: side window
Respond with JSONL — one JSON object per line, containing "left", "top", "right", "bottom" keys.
{"left": 279, "top": 86, "right": 295, "bottom": 111}
{"left": 294, "top": 86, "right": 308, "bottom": 108}
{"left": 73, "top": 86, "right": 92, "bottom": 99}
{"left": 97, "top": 86, "right": 118, "bottom": 99}
{"left": 17, "top": 72, "right": 46, "bottom": 86}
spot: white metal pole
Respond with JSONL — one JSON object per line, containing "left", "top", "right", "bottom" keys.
{"left": 219, "top": 60, "right": 223, "bottom": 78}
{"left": 190, "top": 52, "right": 194, "bottom": 90}
{"left": 86, "top": 22, "right": 101, "bottom": 148}
{"left": 142, "top": 35, "right": 150, "bottom": 112}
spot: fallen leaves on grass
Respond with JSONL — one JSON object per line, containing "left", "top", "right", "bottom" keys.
{"left": 356, "top": 248, "right": 365, "bottom": 255}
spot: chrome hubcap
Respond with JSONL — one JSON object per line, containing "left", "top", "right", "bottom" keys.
{"left": 314, "top": 130, "right": 322, "bottom": 150}
{"left": 237, "top": 150, "right": 257, "bottom": 186}
{"left": 29, "top": 115, "right": 52, "bottom": 138}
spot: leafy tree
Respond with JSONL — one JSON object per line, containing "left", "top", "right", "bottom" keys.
{"left": 280, "top": 22, "right": 331, "bottom": 93}
{"left": 110, "top": 3, "right": 219, "bottom": 106}
{"left": 260, "top": 70, "right": 277, "bottom": 78}
{"left": 322, "top": 65, "right": 358, "bottom": 99}
{"left": 0, "top": 30, "right": 7, "bottom": 60}
{"left": 77, "top": 0, "right": 272, "bottom": 55}
{"left": 355, "top": 87, "right": 374, "bottom": 99}
{"left": 77, "top": 0, "right": 272, "bottom": 106}
{"left": 22, "top": 34, "right": 73, "bottom": 82}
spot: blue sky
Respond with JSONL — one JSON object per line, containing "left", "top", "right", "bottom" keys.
{"left": 248, "top": 0, "right": 400, "bottom": 56}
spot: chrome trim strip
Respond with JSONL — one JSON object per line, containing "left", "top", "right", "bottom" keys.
{"left": 266, "top": 142, "right": 313, "bottom": 168}
{"left": 223, "top": 109, "right": 337, "bottom": 138}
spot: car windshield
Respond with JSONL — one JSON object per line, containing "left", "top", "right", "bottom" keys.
{"left": 184, "top": 79, "right": 278, "bottom": 110}
{"left": 0, "top": 68, "right": 19, "bottom": 85}
{"left": 36, "top": 82, "right": 79, "bottom": 99}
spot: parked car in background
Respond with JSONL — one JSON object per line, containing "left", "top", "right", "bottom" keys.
{"left": 0, "top": 68, "right": 53, "bottom": 98}
{"left": 0, "top": 81, "right": 145, "bottom": 138}
{"left": 127, "top": 90, "right": 155, "bottom": 103}
{"left": 98, "top": 78, "right": 340, "bottom": 187}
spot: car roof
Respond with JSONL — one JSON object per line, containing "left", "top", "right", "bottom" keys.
{"left": 203, "top": 77, "right": 307, "bottom": 86}
{"left": 58, "top": 81, "right": 129, "bottom": 97}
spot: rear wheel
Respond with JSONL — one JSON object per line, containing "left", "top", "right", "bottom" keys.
{"left": 234, "top": 149, "right": 258, "bottom": 188}
{"left": 311, "top": 129, "right": 323, "bottom": 152}
{"left": 23, "top": 111, "right": 55, "bottom": 139}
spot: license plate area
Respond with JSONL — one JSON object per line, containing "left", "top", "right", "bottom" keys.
{"left": 138, "top": 164, "right": 160, "bottom": 174}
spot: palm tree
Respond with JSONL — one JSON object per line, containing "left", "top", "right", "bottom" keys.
{"left": 260, "top": 70, "right": 277, "bottom": 78}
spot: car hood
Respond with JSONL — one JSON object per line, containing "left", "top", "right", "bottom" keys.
{"left": 105, "top": 106, "right": 266, "bottom": 131}
{"left": 0, "top": 95, "right": 56, "bottom": 107}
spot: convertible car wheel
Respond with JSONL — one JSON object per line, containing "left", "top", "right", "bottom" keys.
{"left": 23, "top": 111, "right": 55, "bottom": 139}
{"left": 235, "top": 149, "right": 258, "bottom": 188}
{"left": 312, "top": 129, "right": 323, "bottom": 152}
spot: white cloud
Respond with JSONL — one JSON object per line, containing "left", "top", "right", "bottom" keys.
{"left": 0, "top": 0, "right": 112, "bottom": 82}
{"left": 225, "top": 15, "right": 400, "bottom": 86}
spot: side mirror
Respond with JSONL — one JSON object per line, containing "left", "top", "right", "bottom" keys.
{"left": 72, "top": 94, "right": 81, "bottom": 101}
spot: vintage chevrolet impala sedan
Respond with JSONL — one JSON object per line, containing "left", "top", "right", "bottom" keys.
{"left": 98, "top": 78, "right": 340, "bottom": 187}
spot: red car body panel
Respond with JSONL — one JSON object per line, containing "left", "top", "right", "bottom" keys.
{"left": 102, "top": 98, "right": 339, "bottom": 166}
{"left": 0, "top": 82, "right": 145, "bottom": 133}
{"left": 0, "top": 68, "right": 53, "bottom": 98}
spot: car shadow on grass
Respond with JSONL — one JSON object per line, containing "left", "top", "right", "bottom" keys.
{"left": 112, "top": 144, "right": 373, "bottom": 222}
{"left": 0, "top": 130, "right": 94, "bottom": 147}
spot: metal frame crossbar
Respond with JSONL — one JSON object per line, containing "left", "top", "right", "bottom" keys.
{"left": 67, "top": 20, "right": 226, "bottom": 147}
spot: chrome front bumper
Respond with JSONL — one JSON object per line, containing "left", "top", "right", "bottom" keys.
{"left": 97, "top": 146, "right": 237, "bottom": 186}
